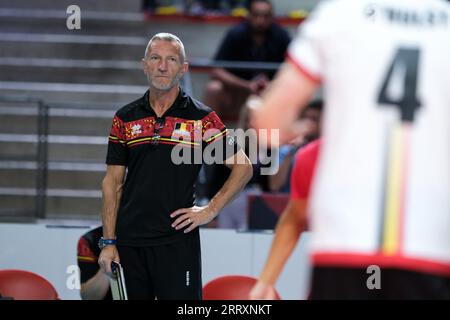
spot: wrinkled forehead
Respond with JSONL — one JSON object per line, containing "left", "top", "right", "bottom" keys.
{"left": 146, "top": 39, "right": 181, "bottom": 57}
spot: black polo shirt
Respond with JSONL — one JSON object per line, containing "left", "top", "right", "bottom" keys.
{"left": 214, "top": 21, "right": 291, "bottom": 80}
{"left": 106, "top": 89, "right": 238, "bottom": 246}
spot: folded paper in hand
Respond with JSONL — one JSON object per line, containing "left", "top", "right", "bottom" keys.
{"left": 110, "top": 261, "right": 128, "bottom": 300}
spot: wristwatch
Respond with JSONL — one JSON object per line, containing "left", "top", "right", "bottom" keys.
{"left": 98, "top": 237, "right": 117, "bottom": 250}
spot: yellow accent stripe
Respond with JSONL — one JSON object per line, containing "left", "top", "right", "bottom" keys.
{"left": 77, "top": 256, "right": 96, "bottom": 263}
{"left": 159, "top": 137, "right": 199, "bottom": 146}
{"left": 126, "top": 137, "right": 153, "bottom": 145}
{"left": 109, "top": 136, "right": 125, "bottom": 143}
{"left": 382, "top": 125, "right": 403, "bottom": 255}
{"left": 205, "top": 129, "right": 227, "bottom": 143}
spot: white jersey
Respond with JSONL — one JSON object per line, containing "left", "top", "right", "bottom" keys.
{"left": 288, "top": 0, "right": 450, "bottom": 276}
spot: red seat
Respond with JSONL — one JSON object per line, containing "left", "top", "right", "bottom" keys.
{"left": 0, "top": 269, "right": 59, "bottom": 300}
{"left": 203, "top": 275, "right": 281, "bottom": 300}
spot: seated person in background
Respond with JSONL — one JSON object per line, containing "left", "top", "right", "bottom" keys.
{"left": 204, "top": 0, "right": 291, "bottom": 123}
{"left": 215, "top": 95, "right": 272, "bottom": 229}
{"left": 142, "top": 0, "right": 157, "bottom": 11}
{"left": 269, "top": 100, "right": 322, "bottom": 193}
{"left": 77, "top": 226, "right": 112, "bottom": 300}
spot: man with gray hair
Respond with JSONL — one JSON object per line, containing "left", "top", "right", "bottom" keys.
{"left": 98, "top": 32, "right": 253, "bottom": 299}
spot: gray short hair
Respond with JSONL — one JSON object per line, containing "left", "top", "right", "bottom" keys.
{"left": 144, "top": 33, "right": 186, "bottom": 63}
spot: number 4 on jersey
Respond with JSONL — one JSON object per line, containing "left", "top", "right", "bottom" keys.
{"left": 377, "top": 48, "right": 421, "bottom": 123}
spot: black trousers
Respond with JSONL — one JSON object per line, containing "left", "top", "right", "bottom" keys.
{"left": 117, "top": 232, "right": 202, "bottom": 300}
{"left": 310, "top": 266, "right": 450, "bottom": 300}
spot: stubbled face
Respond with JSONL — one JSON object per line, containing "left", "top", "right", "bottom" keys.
{"left": 142, "top": 39, "right": 187, "bottom": 91}
{"left": 248, "top": 1, "right": 273, "bottom": 34}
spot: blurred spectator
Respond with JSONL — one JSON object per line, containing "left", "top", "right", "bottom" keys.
{"left": 142, "top": 0, "right": 158, "bottom": 11}
{"left": 212, "top": 95, "right": 272, "bottom": 229}
{"left": 204, "top": 0, "right": 291, "bottom": 123}
{"left": 189, "top": 1, "right": 249, "bottom": 14}
{"left": 143, "top": 0, "right": 185, "bottom": 13}
{"left": 77, "top": 226, "right": 112, "bottom": 300}
{"left": 269, "top": 100, "right": 322, "bottom": 193}
{"left": 144, "top": 0, "right": 250, "bottom": 15}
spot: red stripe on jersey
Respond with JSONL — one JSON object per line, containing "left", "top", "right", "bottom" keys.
{"left": 291, "top": 139, "right": 322, "bottom": 200}
{"left": 313, "top": 252, "right": 450, "bottom": 277}
{"left": 286, "top": 53, "right": 322, "bottom": 84}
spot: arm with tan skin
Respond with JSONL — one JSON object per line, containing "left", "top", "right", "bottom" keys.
{"left": 253, "top": 62, "right": 319, "bottom": 146}
{"left": 249, "top": 59, "right": 318, "bottom": 299}
{"left": 269, "top": 121, "right": 317, "bottom": 192}
{"left": 269, "top": 152, "right": 294, "bottom": 192}
{"left": 171, "top": 149, "right": 253, "bottom": 231}
{"left": 80, "top": 269, "right": 111, "bottom": 300}
{"left": 98, "top": 165, "right": 126, "bottom": 275}
{"left": 249, "top": 199, "right": 308, "bottom": 299}
{"left": 212, "top": 68, "right": 268, "bottom": 95}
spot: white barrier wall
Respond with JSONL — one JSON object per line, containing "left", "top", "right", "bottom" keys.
{"left": 0, "top": 222, "right": 311, "bottom": 300}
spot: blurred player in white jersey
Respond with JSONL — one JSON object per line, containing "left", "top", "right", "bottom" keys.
{"left": 251, "top": 0, "right": 450, "bottom": 299}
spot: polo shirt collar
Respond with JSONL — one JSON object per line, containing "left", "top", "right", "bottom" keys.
{"left": 142, "top": 87, "right": 188, "bottom": 115}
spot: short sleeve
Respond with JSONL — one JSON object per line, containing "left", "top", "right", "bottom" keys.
{"left": 202, "top": 111, "right": 240, "bottom": 163}
{"left": 77, "top": 237, "right": 99, "bottom": 284}
{"left": 287, "top": 0, "right": 339, "bottom": 82}
{"left": 290, "top": 141, "right": 321, "bottom": 200}
{"left": 290, "top": 153, "right": 307, "bottom": 200}
{"left": 106, "top": 114, "right": 128, "bottom": 166}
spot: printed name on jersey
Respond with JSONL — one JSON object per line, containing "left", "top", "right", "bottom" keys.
{"left": 364, "top": 4, "right": 448, "bottom": 27}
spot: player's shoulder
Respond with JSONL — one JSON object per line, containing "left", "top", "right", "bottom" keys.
{"left": 309, "top": 0, "right": 379, "bottom": 19}
{"left": 299, "top": 0, "right": 448, "bottom": 35}
{"left": 298, "top": 0, "right": 357, "bottom": 33}
{"left": 312, "top": 0, "right": 356, "bottom": 14}
{"left": 320, "top": 0, "right": 377, "bottom": 10}
{"left": 323, "top": 0, "right": 450, "bottom": 15}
